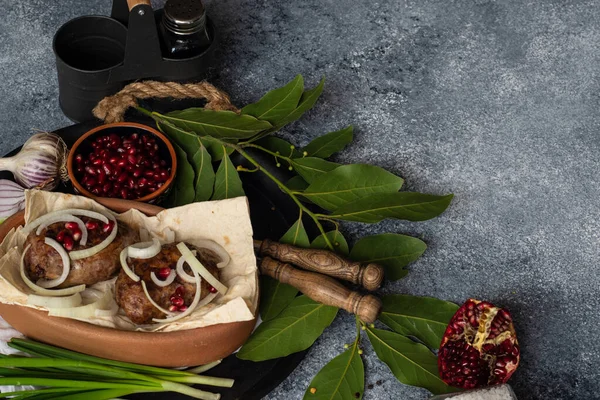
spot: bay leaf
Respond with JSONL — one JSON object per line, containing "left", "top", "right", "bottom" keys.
{"left": 211, "top": 149, "right": 244, "bottom": 200}
{"left": 290, "top": 157, "right": 340, "bottom": 183}
{"left": 379, "top": 295, "right": 459, "bottom": 350}
{"left": 260, "top": 218, "right": 308, "bottom": 321}
{"left": 237, "top": 296, "right": 338, "bottom": 361}
{"left": 349, "top": 233, "right": 426, "bottom": 280}
{"left": 311, "top": 231, "right": 349, "bottom": 255}
{"left": 301, "top": 164, "right": 404, "bottom": 211}
{"left": 280, "top": 219, "right": 311, "bottom": 248}
{"left": 191, "top": 144, "right": 215, "bottom": 202}
{"left": 303, "top": 341, "right": 364, "bottom": 400}
{"left": 163, "top": 141, "right": 195, "bottom": 207}
{"left": 329, "top": 193, "right": 454, "bottom": 223}
{"left": 159, "top": 108, "right": 272, "bottom": 140}
{"left": 286, "top": 176, "right": 309, "bottom": 191}
{"left": 199, "top": 136, "right": 235, "bottom": 161}
{"left": 303, "top": 126, "right": 353, "bottom": 159}
{"left": 366, "top": 327, "right": 458, "bottom": 395}
{"left": 262, "top": 77, "right": 326, "bottom": 136}
{"left": 242, "top": 75, "right": 304, "bottom": 124}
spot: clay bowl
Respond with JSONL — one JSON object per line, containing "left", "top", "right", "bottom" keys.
{"left": 66, "top": 122, "right": 178, "bottom": 203}
{"left": 0, "top": 198, "right": 256, "bottom": 367}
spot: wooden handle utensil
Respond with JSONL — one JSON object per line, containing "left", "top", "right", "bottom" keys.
{"left": 260, "top": 257, "right": 382, "bottom": 323}
{"left": 254, "top": 239, "right": 385, "bottom": 291}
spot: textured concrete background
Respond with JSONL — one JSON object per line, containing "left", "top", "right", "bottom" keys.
{"left": 0, "top": 0, "right": 598, "bottom": 399}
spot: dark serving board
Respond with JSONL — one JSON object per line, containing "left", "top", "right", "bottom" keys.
{"left": 0, "top": 119, "right": 311, "bottom": 400}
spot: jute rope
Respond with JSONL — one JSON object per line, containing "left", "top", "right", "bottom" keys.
{"left": 93, "top": 80, "right": 239, "bottom": 123}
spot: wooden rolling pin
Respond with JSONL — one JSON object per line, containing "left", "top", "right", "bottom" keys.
{"left": 254, "top": 238, "right": 385, "bottom": 291}
{"left": 260, "top": 257, "right": 382, "bottom": 323}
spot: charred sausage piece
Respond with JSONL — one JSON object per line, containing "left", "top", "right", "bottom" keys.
{"left": 115, "top": 243, "right": 220, "bottom": 325}
{"left": 24, "top": 218, "right": 139, "bottom": 288}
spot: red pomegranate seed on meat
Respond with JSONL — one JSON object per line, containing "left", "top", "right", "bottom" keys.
{"left": 85, "top": 221, "right": 98, "bottom": 230}
{"left": 71, "top": 228, "right": 82, "bottom": 241}
{"left": 62, "top": 235, "right": 74, "bottom": 251}
{"left": 175, "top": 286, "right": 185, "bottom": 296}
{"left": 157, "top": 267, "right": 171, "bottom": 280}
{"left": 102, "top": 220, "right": 115, "bottom": 233}
{"left": 170, "top": 296, "right": 184, "bottom": 307}
{"left": 64, "top": 222, "right": 78, "bottom": 231}
{"left": 168, "top": 305, "right": 178, "bottom": 312}
{"left": 178, "top": 305, "right": 188, "bottom": 312}
{"left": 209, "top": 286, "right": 217, "bottom": 293}
{"left": 56, "top": 230, "right": 68, "bottom": 242}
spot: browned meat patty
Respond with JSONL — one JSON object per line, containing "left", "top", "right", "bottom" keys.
{"left": 115, "top": 243, "right": 220, "bottom": 324}
{"left": 24, "top": 217, "right": 138, "bottom": 288}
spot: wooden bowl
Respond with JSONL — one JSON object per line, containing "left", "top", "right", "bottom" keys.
{"left": 66, "top": 122, "right": 178, "bottom": 203}
{"left": 0, "top": 198, "right": 256, "bottom": 367}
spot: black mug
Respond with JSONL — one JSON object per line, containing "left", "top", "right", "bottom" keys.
{"left": 53, "top": 15, "right": 128, "bottom": 122}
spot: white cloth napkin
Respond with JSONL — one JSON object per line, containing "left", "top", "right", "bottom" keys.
{"left": 0, "top": 317, "right": 35, "bottom": 394}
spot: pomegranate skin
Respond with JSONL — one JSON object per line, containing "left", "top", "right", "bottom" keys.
{"left": 438, "top": 299, "right": 520, "bottom": 389}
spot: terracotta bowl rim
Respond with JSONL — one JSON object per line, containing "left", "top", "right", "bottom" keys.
{"left": 66, "top": 122, "right": 178, "bottom": 203}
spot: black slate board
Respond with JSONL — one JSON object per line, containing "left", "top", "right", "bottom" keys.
{"left": 0, "top": 119, "right": 310, "bottom": 400}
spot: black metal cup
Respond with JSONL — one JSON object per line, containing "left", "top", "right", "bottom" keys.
{"left": 53, "top": 16, "right": 128, "bottom": 122}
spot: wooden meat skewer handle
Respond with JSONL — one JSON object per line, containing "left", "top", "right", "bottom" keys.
{"left": 254, "top": 239, "right": 385, "bottom": 291}
{"left": 260, "top": 257, "right": 382, "bottom": 323}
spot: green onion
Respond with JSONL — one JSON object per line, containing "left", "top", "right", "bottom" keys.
{"left": 0, "top": 338, "right": 234, "bottom": 400}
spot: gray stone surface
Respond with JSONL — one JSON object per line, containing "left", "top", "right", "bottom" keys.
{"left": 0, "top": 0, "right": 597, "bottom": 399}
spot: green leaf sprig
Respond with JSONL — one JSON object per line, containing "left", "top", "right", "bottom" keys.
{"left": 136, "top": 75, "right": 458, "bottom": 398}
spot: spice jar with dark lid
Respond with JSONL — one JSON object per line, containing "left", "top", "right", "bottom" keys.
{"left": 159, "top": 0, "right": 212, "bottom": 59}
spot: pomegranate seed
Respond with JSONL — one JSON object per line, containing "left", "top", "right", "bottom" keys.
{"left": 62, "top": 236, "right": 74, "bottom": 251}
{"left": 133, "top": 168, "right": 143, "bottom": 178}
{"left": 120, "top": 188, "right": 130, "bottom": 199}
{"left": 116, "top": 172, "right": 128, "bottom": 183}
{"left": 102, "top": 183, "right": 112, "bottom": 194}
{"left": 128, "top": 147, "right": 137, "bottom": 155}
{"left": 127, "top": 154, "right": 137, "bottom": 165}
{"left": 85, "top": 221, "right": 98, "bottom": 230}
{"left": 92, "top": 158, "right": 103, "bottom": 166}
{"left": 170, "top": 296, "right": 184, "bottom": 307}
{"left": 75, "top": 154, "right": 83, "bottom": 163}
{"left": 64, "top": 222, "right": 78, "bottom": 231}
{"left": 131, "top": 133, "right": 139, "bottom": 140}
{"left": 102, "top": 220, "right": 115, "bottom": 233}
{"left": 85, "top": 165, "right": 97, "bottom": 176}
{"left": 168, "top": 305, "right": 178, "bottom": 312}
{"left": 71, "top": 228, "right": 82, "bottom": 241}
{"left": 56, "top": 230, "right": 68, "bottom": 242}
{"left": 144, "top": 170, "right": 155, "bottom": 178}
{"left": 157, "top": 267, "right": 171, "bottom": 280}
{"left": 103, "top": 163, "right": 114, "bottom": 176}
{"left": 178, "top": 305, "right": 188, "bottom": 312}
{"left": 91, "top": 187, "right": 101, "bottom": 195}
{"left": 175, "top": 286, "right": 185, "bottom": 296}
{"left": 117, "top": 158, "right": 128, "bottom": 167}
{"left": 209, "top": 286, "right": 217, "bottom": 293}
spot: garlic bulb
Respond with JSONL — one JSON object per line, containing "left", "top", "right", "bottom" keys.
{"left": 0, "top": 179, "right": 25, "bottom": 217}
{"left": 0, "top": 132, "right": 67, "bottom": 190}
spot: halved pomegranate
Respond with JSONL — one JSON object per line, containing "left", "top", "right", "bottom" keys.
{"left": 438, "top": 299, "right": 520, "bottom": 389}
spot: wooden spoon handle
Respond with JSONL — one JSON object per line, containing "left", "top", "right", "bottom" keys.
{"left": 260, "top": 257, "right": 382, "bottom": 323}
{"left": 255, "top": 239, "right": 384, "bottom": 291}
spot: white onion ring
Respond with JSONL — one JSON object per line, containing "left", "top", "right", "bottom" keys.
{"left": 36, "top": 215, "right": 88, "bottom": 246}
{"left": 141, "top": 280, "right": 176, "bottom": 316}
{"left": 20, "top": 245, "right": 86, "bottom": 297}
{"left": 152, "top": 268, "right": 201, "bottom": 323}
{"left": 177, "top": 242, "right": 228, "bottom": 294}
{"left": 27, "top": 293, "right": 82, "bottom": 308}
{"left": 176, "top": 254, "right": 197, "bottom": 284}
{"left": 69, "top": 213, "right": 118, "bottom": 260}
{"left": 196, "top": 292, "right": 217, "bottom": 309}
{"left": 150, "top": 269, "right": 176, "bottom": 287}
{"left": 22, "top": 209, "right": 108, "bottom": 235}
{"left": 35, "top": 238, "right": 71, "bottom": 288}
{"left": 194, "top": 239, "right": 230, "bottom": 269}
{"left": 48, "top": 290, "right": 112, "bottom": 319}
{"left": 128, "top": 239, "right": 161, "bottom": 260}
{"left": 120, "top": 248, "right": 140, "bottom": 282}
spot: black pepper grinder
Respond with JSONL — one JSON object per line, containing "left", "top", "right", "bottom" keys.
{"left": 159, "top": 0, "right": 212, "bottom": 59}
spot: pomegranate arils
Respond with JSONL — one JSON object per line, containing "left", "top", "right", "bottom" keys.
{"left": 209, "top": 286, "right": 217, "bottom": 293}
{"left": 438, "top": 299, "right": 520, "bottom": 389}
{"left": 62, "top": 235, "right": 74, "bottom": 251}
{"left": 175, "top": 286, "right": 185, "bottom": 296}
{"left": 71, "top": 228, "right": 82, "bottom": 242}
{"left": 170, "top": 296, "right": 184, "bottom": 307}
{"left": 168, "top": 305, "right": 178, "bottom": 312}
{"left": 85, "top": 221, "right": 98, "bottom": 230}
{"left": 157, "top": 267, "right": 171, "bottom": 280}
{"left": 56, "top": 230, "right": 68, "bottom": 242}
{"left": 102, "top": 220, "right": 115, "bottom": 233}
{"left": 64, "top": 222, "right": 78, "bottom": 231}
{"left": 178, "top": 305, "right": 188, "bottom": 312}
{"left": 74, "top": 131, "right": 171, "bottom": 200}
